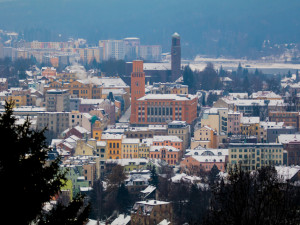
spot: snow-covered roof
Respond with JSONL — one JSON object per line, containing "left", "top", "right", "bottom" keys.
{"left": 150, "top": 146, "right": 180, "bottom": 152}
{"left": 141, "top": 185, "right": 156, "bottom": 194}
{"left": 203, "top": 107, "right": 227, "bottom": 114}
{"left": 158, "top": 219, "right": 171, "bottom": 225}
{"left": 171, "top": 173, "right": 201, "bottom": 183}
{"left": 137, "top": 94, "right": 197, "bottom": 101}
{"left": 139, "top": 138, "right": 153, "bottom": 147}
{"left": 81, "top": 77, "right": 128, "bottom": 88}
{"left": 103, "top": 128, "right": 125, "bottom": 134}
{"left": 122, "top": 138, "right": 140, "bottom": 144}
{"left": 51, "top": 139, "right": 63, "bottom": 147}
{"left": 276, "top": 166, "right": 300, "bottom": 181}
{"left": 278, "top": 134, "right": 300, "bottom": 144}
{"left": 260, "top": 121, "right": 284, "bottom": 129}
{"left": 106, "top": 158, "right": 148, "bottom": 166}
{"left": 86, "top": 219, "right": 105, "bottom": 225}
{"left": 74, "top": 126, "right": 89, "bottom": 134}
{"left": 189, "top": 155, "right": 226, "bottom": 163}
{"left": 153, "top": 135, "right": 182, "bottom": 142}
{"left": 148, "top": 125, "right": 168, "bottom": 130}
{"left": 220, "top": 77, "right": 232, "bottom": 82}
{"left": 111, "top": 214, "right": 131, "bottom": 225}
{"left": 240, "top": 116, "right": 260, "bottom": 124}
{"left": 143, "top": 63, "right": 171, "bottom": 71}
{"left": 221, "top": 97, "right": 285, "bottom": 107}
{"left": 102, "top": 88, "right": 126, "bottom": 95}
{"left": 250, "top": 91, "right": 282, "bottom": 99}
{"left": 101, "top": 133, "right": 124, "bottom": 140}
{"left": 185, "top": 148, "right": 228, "bottom": 157}
{"left": 80, "top": 99, "right": 104, "bottom": 105}
{"left": 80, "top": 187, "right": 93, "bottom": 192}
{"left": 97, "top": 141, "right": 107, "bottom": 147}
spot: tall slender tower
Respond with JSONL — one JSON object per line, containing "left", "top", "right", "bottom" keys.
{"left": 130, "top": 60, "right": 145, "bottom": 124}
{"left": 171, "top": 32, "right": 181, "bottom": 81}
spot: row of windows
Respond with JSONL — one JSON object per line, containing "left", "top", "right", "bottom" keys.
{"left": 147, "top": 107, "right": 174, "bottom": 116}
{"left": 231, "top": 154, "right": 282, "bottom": 159}
{"left": 150, "top": 154, "right": 177, "bottom": 159}
{"left": 109, "top": 143, "right": 120, "bottom": 148}
{"left": 231, "top": 148, "right": 282, "bottom": 153}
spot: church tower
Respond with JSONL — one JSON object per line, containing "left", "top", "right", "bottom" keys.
{"left": 130, "top": 60, "right": 145, "bottom": 124}
{"left": 171, "top": 32, "right": 181, "bottom": 81}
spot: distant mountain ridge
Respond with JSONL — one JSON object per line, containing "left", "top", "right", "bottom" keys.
{"left": 0, "top": 0, "right": 299, "bottom": 59}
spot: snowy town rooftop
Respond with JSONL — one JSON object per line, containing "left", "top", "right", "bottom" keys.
{"left": 137, "top": 94, "right": 197, "bottom": 101}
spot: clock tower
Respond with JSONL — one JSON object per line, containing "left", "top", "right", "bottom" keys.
{"left": 130, "top": 60, "right": 145, "bottom": 124}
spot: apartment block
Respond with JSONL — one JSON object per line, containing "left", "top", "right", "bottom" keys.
{"left": 269, "top": 111, "right": 300, "bottom": 131}
{"left": 168, "top": 121, "right": 190, "bottom": 150}
{"left": 228, "top": 143, "right": 284, "bottom": 171}
{"left": 121, "top": 138, "right": 140, "bottom": 159}
{"left": 37, "top": 112, "right": 70, "bottom": 138}
{"left": 45, "top": 89, "right": 70, "bottom": 112}
{"left": 201, "top": 108, "right": 228, "bottom": 134}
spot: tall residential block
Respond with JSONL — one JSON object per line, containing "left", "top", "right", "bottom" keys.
{"left": 45, "top": 89, "right": 70, "bottom": 112}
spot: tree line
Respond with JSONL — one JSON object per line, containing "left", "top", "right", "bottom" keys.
{"left": 183, "top": 62, "right": 282, "bottom": 96}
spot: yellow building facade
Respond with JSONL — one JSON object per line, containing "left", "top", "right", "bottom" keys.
{"left": 101, "top": 133, "right": 124, "bottom": 159}
{"left": 121, "top": 138, "right": 140, "bottom": 159}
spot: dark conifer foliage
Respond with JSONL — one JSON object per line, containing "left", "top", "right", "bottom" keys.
{"left": 204, "top": 166, "right": 300, "bottom": 225}
{"left": 0, "top": 101, "right": 89, "bottom": 224}
{"left": 149, "top": 166, "right": 159, "bottom": 187}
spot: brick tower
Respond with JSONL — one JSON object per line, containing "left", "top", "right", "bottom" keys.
{"left": 171, "top": 32, "right": 181, "bottom": 81}
{"left": 130, "top": 60, "right": 145, "bottom": 124}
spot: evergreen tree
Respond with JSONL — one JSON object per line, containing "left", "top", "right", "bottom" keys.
{"left": 183, "top": 65, "right": 194, "bottom": 90}
{"left": 107, "top": 91, "right": 115, "bottom": 102}
{"left": 149, "top": 166, "right": 159, "bottom": 187}
{"left": 242, "top": 76, "right": 250, "bottom": 93}
{"left": 0, "top": 101, "right": 89, "bottom": 224}
{"left": 186, "top": 184, "right": 210, "bottom": 224}
{"left": 208, "top": 164, "right": 220, "bottom": 185}
{"left": 237, "top": 62, "right": 243, "bottom": 76}
{"left": 116, "top": 183, "right": 132, "bottom": 214}
{"left": 89, "top": 179, "right": 105, "bottom": 220}
{"left": 205, "top": 166, "right": 300, "bottom": 225}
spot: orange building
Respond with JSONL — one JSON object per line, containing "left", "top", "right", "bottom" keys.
{"left": 50, "top": 57, "right": 59, "bottom": 67}
{"left": 149, "top": 146, "right": 180, "bottom": 165}
{"left": 130, "top": 60, "right": 197, "bottom": 125}
{"left": 152, "top": 135, "right": 183, "bottom": 158}
{"left": 180, "top": 154, "right": 226, "bottom": 174}
{"left": 42, "top": 67, "right": 57, "bottom": 78}
{"left": 131, "top": 94, "right": 198, "bottom": 125}
{"left": 130, "top": 60, "right": 145, "bottom": 123}
{"left": 101, "top": 133, "right": 124, "bottom": 159}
